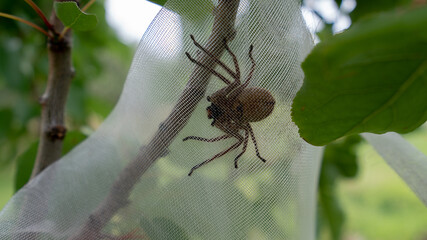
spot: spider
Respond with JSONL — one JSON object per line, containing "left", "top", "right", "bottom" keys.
{"left": 184, "top": 35, "right": 275, "bottom": 176}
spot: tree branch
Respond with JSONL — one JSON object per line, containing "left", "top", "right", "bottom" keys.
{"left": 24, "top": 0, "right": 55, "bottom": 32}
{"left": 68, "top": 0, "right": 240, "bottom": 238}
{"left": 0, "top": 12, "right": 51, "bottom": 37}
{"left": 30, "top": 0, "right": 75, "bottom": 178}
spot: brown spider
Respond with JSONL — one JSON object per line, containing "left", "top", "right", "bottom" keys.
{"left": 184, "top": 35, "right": 275, "bottom": 176}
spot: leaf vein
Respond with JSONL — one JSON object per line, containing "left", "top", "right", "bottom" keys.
{"left": 344, "top": 59, "right": 427, "bottom": 135}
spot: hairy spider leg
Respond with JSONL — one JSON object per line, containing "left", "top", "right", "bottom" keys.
{"left": 189, "top": 35, "right": 237, "bottom": 79}
{"left": 247, "top": 124, "right": 267, "bottom": 163}
{"left": 188, "top": 136, "right": 244, "bottom": 176}
{"left": 185, "top": 52, "right": 239, "bottom": 98}
{"left": 227, "top": 45, "right": 256, "bottom": 101}
{"left": 185, "top": 52, "right": 231, "bottom": 85}
{"left": 223, "top": 38, "right": 241, "bottom": 81}
{"left": 183, "top": 134, "right": 231, "bottom": 142}
{"left": 243, "top": 45, "right": 256, "bottom": 87}
{"left": 234, "top": 129, "right": 249, "bottom": 168}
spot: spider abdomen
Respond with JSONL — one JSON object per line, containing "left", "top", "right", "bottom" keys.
{"left": 236, "top": 87, "right": 275, "bottom": 122}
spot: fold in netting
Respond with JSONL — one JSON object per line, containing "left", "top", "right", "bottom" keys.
{"left": 362, "top": 133, "right": 427, "bottom": 206}
{"left": 0, "top": 0, "right": 323, "bottom": 239}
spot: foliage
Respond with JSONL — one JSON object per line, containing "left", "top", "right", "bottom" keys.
{"left": 299, "top": 1, "right": 427, "bottom": 239}
{"left": 341, "top": 129, "right": 427, "bottom": 240}
{"left": 1, "top": 0, "right": 426, "bottom": 239}
{"left": 317, "top": 135, "right": 361, "bottom": 240}
{"left": 0, "top": 0, "right": 133, "bottom": 190}
{"left": 292, "top": 6, "right": 427, "bottom": 146}
{"left": 54, "top": 1, "right": 98, "bottom": 31}
{"left": 349, "top": 0, "right": 411, "bottom": 22}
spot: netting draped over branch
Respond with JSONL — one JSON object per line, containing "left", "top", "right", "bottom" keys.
{"left": 0, "top": 0, "right": 322, "bottom": 239}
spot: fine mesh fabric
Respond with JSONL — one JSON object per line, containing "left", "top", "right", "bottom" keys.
{"left": 0, "top": 0, "right": 324, "bottom": 239}
{"left": 362, "top": 133, "right": 427, "bottom": 206}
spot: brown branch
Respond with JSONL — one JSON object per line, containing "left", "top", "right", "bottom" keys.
{"left": 24, "top": 0, "right": 55, "bottom": 32}
{"left": 0, "top": 12, "right": 51, "bottom": 37}
{"left": 30, "top": 1, "right": 76, "bottom": 178}
{"left": 68, "top": 0, "right": 240, "bottom": 239}
{"left": 81, "top": 0, "right": 97, "bottom": 12}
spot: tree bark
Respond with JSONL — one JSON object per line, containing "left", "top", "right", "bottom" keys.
{"left": 31, "top": 1, "right": 74, "bottom": 178}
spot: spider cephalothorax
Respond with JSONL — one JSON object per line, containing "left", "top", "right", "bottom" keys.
{"left": 184, "top": 35, "right": 275, "bottom": 176}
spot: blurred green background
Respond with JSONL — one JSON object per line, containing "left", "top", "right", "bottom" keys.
{"left": 0, "top": 0, "right": 426, "bottom": 239}
{"left": 316, "top": 127, "right": 427, "bottom": 240}
{"left": 0, "top": 0, "right": 133, "bottom": 195}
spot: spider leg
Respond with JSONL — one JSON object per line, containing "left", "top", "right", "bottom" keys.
{"left": 183, "top": 134, "right": 231, "bottom": 142}
{"left": 234, "top": 129, "right": 249, "bottom": 168}
{"left": 227, "top": 45, "right": 256, "bottom": 101}
{"left": 185, "top": 52, "right": 231, "bottom": 85}
{"left": 188, "top": 135, "right": 244, "bottom": 176}
{"left": 242, "top": 45, "right": 256, "bottom": 88}
{"left": 247, "top": 124, "right": 267, "bottom": 163}
{"left": 189, "top": 35, "right": 238, "bottom": 80}
{"left": 223, "top": 38, "right": 240, "bottom": 81}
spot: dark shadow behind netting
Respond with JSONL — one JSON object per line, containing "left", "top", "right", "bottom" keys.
{"left": 0, "top": 0, "right": 328, "bottom": 239}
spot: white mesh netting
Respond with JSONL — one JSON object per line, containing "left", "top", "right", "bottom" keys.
{"left": 362, "top": 133, "right": 427, "bottom": 206}
{"left": 0, "top": 0, "right": 324, "bottom": 239}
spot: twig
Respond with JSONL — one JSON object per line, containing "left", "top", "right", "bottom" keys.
{"left": 68, "top": 0, "right": 240, "bottom": 239}
{"left": 81, "top": 0, "right": 97, "bottom": 12}
{"left": 24, "top": 0, "right": 55, "bottom": 32}
{"left": 0, "top": 12, "right": 51, "bottom": 37}
{"left": 30, "top": 1, "right": 75, "bottom": 178}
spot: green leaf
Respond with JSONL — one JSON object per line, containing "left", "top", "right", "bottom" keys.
{"left": 350, "top": 0, "right": 411, "bottom": 22}
{"left": 54, "top": 1, "right": 98, "bottom": 31}
{"left": 147, "top": 0, "right": 167, "bottom": 6}
{"left": 316, "top": 23, "right": 333, "bottom": 42}
{"left": 292, "top": 7, "right": 427, "bottom": 146}
{"left": 322, "top": 135, "right": 361, "bottom": 179}
{"left": 14, "top": 142, "right": 38, "bottom": 192}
